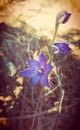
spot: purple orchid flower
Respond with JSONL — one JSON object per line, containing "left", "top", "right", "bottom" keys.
{"left": 56, "top": 10, "right": 71, "bottom": 26}
{"left": 52, "top": 41, "right": 71, "bottom": 54}
{"left": 20, "top": 53, "right": 53, "bottom": 87}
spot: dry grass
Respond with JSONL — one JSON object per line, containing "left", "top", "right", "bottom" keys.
{"left": 0, "top": 1, "right": 80, "bottom": 130}
{"left": 0, "top": 22, "right": 80, "bottom": 130}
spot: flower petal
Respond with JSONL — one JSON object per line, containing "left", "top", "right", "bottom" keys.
{"left": 54, "top": 42, "right": 68, "bottom": 48}
{"left": 39, "top": 53, "right": 47, "bottom": 68}
{"left": 52, "top": 45, "right": 59, "bottom": 54}
{"left": 20, "top": 68, "right": 37, "bottom": 78}
{"left": 32, "top": 73, "right": 41, "bottom": 86}
{"left": 44, "top": 64, "right": 53, "bottom": 75}
{"left": 62, "top": 13, "right": 71, "bottom": 24}
{"left": 41, "top": 75, "right": 50, "bottom": 87}
{"left": 59, "top": 46, "right": 71, "bottom": 54}
{"left": 28, "top": 59, "right": 40, "bottom": 70}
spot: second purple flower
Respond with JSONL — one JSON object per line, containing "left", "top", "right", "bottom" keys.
{"left": 52, "top": 41, "right": 71, "bottom": 54}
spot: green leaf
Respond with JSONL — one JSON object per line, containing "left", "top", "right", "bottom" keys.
{"left": 6, "top": 62, "right": 16, "bottom": 77}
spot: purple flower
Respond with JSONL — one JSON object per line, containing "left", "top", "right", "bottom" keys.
{"left": 52, "top": 41, "right": 71, "bottom": 54}
{"left": 56, "top": 10, "right": 71, "bottom": 26}
{"left": 20, "top": 53, "right": 53, "bottom": 87}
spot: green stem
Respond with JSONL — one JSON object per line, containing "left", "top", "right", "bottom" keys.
{"left": 52, "top": 24, "right": 59, "bottom": 45}
{"left": 48, "top": 24, "right": 59, "bottom": 64}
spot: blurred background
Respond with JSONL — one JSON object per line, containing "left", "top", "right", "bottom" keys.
{"left": 0, "top": 0, "right": 80, "bottom": 37}
{"left": 0, "top": 0, "right": 80, "bottom": 130}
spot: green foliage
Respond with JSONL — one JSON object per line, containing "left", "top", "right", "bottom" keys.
{"left": 27, "top": 38, "right": 33, "bottom": 53}
{"left": 1, "top": 32, "right": 20, "bottom": 45}
{"left": 6, "top": 62, "right": 16, "bottom": 76}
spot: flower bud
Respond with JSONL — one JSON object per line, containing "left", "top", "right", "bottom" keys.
{"left": 56, "top": 10, "right": 71, "bottom": 27}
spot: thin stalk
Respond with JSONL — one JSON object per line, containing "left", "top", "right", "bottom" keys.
{"left": 58, "top": 88, "right": 64, "bottom": 113}
{"left": 48, "top": 24, "right": 59, "bottom": 64}
{"left": 7, "top": 106, "right": 58, "bottom": 120}
{"left": 52, "top": 24, "right": 59, "bottom": 45}
{"left": 31, "top": 86, "right": 43, "bottom": 130}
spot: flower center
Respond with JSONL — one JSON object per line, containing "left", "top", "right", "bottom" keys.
{"left": 38, "top": 67, "right": 44, "bottom": 73}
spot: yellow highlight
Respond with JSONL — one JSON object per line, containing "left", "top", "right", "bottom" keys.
{"left": 0, "top": 96, "right": 12, "bottom": 101}
{"left": 13, "top": 86, "right": 23, "bottom": 98}
{"left": 0, "top": 117, "right": 7, "bottom": 126}
{"left": 16, "top": 76, "right": 23, "bottom": 85}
